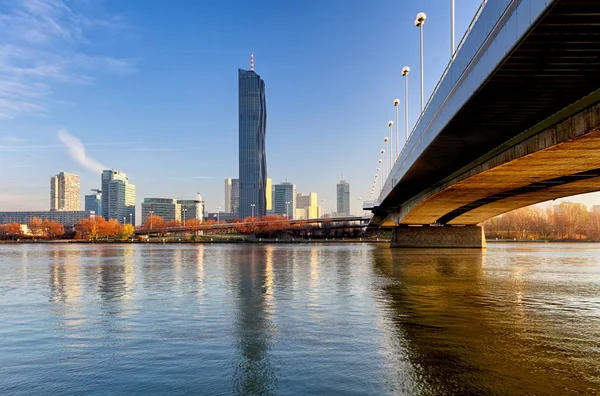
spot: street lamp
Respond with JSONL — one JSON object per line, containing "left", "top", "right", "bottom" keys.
{"left": 216, "top": 207, "right": 221, "bottom": 225}
{"left": 384, "top": 137, "right": 390, "bottom": 178}
{"left": 393, "top": 99, "right": 399, "bottom": 158}
{"left": 123, "top": 216, "right": 125, "bottom": 225}
{"left": 415, "top": 12, "right": 426, "bottom": 112}
{"left": 402, "top": 66, "right": 410, "bottom": 142}
{"left": 251, "top": 204, "right": 255, "bottom": 220}
{"left": 285, "top": 201, "right": 291, "bottom": 219}
{"left": 129, "top": 213, "right": 132, "bottom": 225}
{"left": 320, "top": 199, "right": 326, "bottom": 217}
{"left": 387, "top": 120, "right": 393, "bottom": 166}
{"left": 182, "top": 207, "right": 187, "bottom": 226}
{"left": 149, "top": 210, "right": 154, "bottom": 230}
{"left": 380, "top": 149, "right": 385, "bottom": 186}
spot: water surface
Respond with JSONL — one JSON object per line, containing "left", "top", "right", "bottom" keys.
{"left": 0, "top": 243, "right": 599, "bottom": 395}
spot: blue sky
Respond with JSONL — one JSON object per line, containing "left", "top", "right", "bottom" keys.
{"left": 1, "top": 0, "right": 598, "bottom": 218}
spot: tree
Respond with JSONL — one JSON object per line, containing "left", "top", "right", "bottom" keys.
{"left": 44, "top": 220, "right": 64, "bottom": 239}
{"left": 29, "top": 217, "right": 44, "bottom": 239}
{"left": 119, "top": 224, "right": 135, "bottom": 240}
{"left": 6, "top": 222, "right": 23, "bottom": 240}
{"left": 99, "top": 219, "right": 121, "bottom": 238}
{"left": 143, "top": 214, "right": 165, "bottom": 230}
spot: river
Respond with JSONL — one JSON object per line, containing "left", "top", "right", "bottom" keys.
{"left": 0, "top": 243, "right": 599, "bottom": 395}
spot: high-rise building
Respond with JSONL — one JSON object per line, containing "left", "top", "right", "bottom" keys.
{"left": 84, "top": 191, "right": 102, "bottom": 214}
{"left": 297, "top": 192, "right": 319, "bottom": 219}
{"left": 224, "top": 178, "right": 240, "bottom": 214}
{"left": 238, "top": 63, "right": 267, "bottom": 219}
{"left": 50, "top": 172, "right": 80, "bottom": 211}
{"left": 274, "top": 182, "right": 296, "bottom": 219}
{"left": 101, "top": 170, "right": 136, "bottom": 224}
{"left": 337, "top": 179, "right": 350, "bottom": 216}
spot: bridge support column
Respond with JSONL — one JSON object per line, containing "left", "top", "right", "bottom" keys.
{"left": 391, "top": 225, "right": 486, "bottom": 248}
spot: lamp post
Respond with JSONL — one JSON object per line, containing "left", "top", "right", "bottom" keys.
{"left": 380, "top": 149, "right": 385, "bottom": 185}
{"left": 285, "top": 201, "right": 291, "bottom": 219}
{"left": 251, "top": 204, "right": 255, "bottom": 220}
{"left": 388, "top": 120, "right": 393, "bottom": 166}
{"left": 182, "top": 207, "right": 187, "bottom": 226}
{"left": 393, "top": 99, "right": 399, "bottom": 158}
{"left": 149, "top": 210, "right": 154, "bottom": 230}
{"left": 402, "top": 66, "right": 410, "bottom": 142}
{"left": 415, "top": 12, "right": 426, "bottom": 112}
{"left": 216, "top": 207, "right": 221, "bottom": 225}
{"left": 129, "top": 213, "right": 132, "bottom": 225}
{"left": 123, "top": 216, "right": 125, "bottom": 225}
{"left": 320, "top": 199, "right": 326, "bottom": 217}
{"left": 376, "top": 167, "right": 381, "bottom": 195}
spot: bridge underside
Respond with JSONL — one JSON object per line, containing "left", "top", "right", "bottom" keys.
{"left": 381, "top": 103, "right": 600, "bottom": 227}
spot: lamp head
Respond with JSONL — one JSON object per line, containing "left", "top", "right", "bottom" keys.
{"left": 415, "top": 12, "right": 426, "bottom": 27}
{"left": 384, "top": 137, "right": 388, "bottom": 142}
{"left": 402, "top": 66, "right": 410, "bottom": 76}
{"left": 388, "top": 120, "right": 393, "bottom": 127}
{"left": 394, "top": 98, "right": 400, "bottom": 106}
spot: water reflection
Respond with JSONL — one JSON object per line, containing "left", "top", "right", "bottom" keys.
{"left": 373, "top": 246, "right": 600, "bottom": 394}
{"left": 230, "top": 246, "right": 277, "bottom": 395}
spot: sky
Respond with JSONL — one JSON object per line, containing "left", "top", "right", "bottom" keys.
{"left": 1, "top": 0, "right": 599, "bottom": 220}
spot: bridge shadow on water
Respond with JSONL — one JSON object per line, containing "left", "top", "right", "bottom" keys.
{"left": 372, "top": 246, "right": 600, "bottom": 395}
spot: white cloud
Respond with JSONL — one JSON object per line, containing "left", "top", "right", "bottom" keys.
{"left": 0, "top": 0, "right": 136, "bottom": 119}
{"left": 58, "top": 129, "right": 106, "bottom": 174}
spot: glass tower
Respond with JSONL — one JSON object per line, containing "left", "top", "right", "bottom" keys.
{"left": 238, "top": 68, "right": 267, "bottom": 219}
{"left": 337, "top": 180, "right": 350, "bottom": 216}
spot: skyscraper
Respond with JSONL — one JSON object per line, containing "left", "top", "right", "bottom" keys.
{"left": 337, "top": 179, "right": 350, "bottom": 216}
{"left": 50, "top": 172, "right": 80, "bottom": 211}
{"left": 101, "top": 170, "right": 136, "bottom": 224}
{"left": 274, "top": 182, "right": 296, "bottom": 219}
{"left": 238, "top": 58, "right": 267, "bottom": 219}
{"left": 84, "top": 191, "right": 102, "bottom": 214}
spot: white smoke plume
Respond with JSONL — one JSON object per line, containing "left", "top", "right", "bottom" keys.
{"left": 57, "top": 129, "right": 106, "bottom": 174}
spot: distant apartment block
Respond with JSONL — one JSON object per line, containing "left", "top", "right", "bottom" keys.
{"left": 101, "top": 170, "right": 135, "bottom": 224}
{"left": 274, "top": 182, "right": 296, "bottom": 219}
{"left": 50, "top": 172, "right": 80, "bottom": 211}
{"left": 178, "top": 194, "right": 204, "bottom": 223}
{"left": 337, "top": 179, "right": 350, "bottom": 216}
{"left": 0, "top": 211, "right": 94, "bottom": 228}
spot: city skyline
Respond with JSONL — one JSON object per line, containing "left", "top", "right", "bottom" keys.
{"left": 1, "top": 0, "right": 600, "bottom": 216}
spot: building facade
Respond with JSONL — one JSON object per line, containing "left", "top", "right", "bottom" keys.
{"left": 84, "top": 192, "right": 102, "bottom": 215}
{"left": 178, "top": 194, "right": 204, "bottom": 223}
{"left": 101, "top": 170, "right": 136, "bottom": 224}
{"left": 274, "top": 182, "right": 296, "bottom": 219}
{"left": 0, "top": 211, "right": 94, "bottom": 228}
{"left": 141, "top": 198, "right": 180, "bottom": 224}
{"left": 225, "top": 178, "right": 240, "bottom": 214}
{"left": 50, "top": 172, "right": 80, "bottom": 211}
{"left": 337, "top": 179, "right": 350, "bottom": 216}
{"left": 238, "top": 68, "right": 267, "bottom": 219}
{"left": 297, "top": 192, "right": 319, "bottom": 219}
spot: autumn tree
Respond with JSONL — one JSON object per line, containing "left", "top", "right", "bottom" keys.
{"left": 43, "top": 219, "right": 64, "bottom": 239}
{"left": 29, "top": 217, "right": 45, "bottom": 239}
{"left": 6, "top": 222, "right": 23, "bottom": 240}
{"left": 119, "top": 224, "right": 135, "bottom": 240}
{"left": 143, "top": 214, "right": 165, "bottom": 230}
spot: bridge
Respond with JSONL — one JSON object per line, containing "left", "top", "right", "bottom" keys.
{"left": 367, "top": 0, "right": 600, "bottom": 247}
{"left": 135, "top": 216, "right": 369, "bottom": 236}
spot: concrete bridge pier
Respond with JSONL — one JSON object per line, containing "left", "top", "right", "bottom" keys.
{"left": 390, "top": 225, "right": 486, "bottom": 248}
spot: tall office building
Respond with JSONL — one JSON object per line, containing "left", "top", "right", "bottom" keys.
{"left": 274, "top": 182, "right": 296, "bottom": 219}
{"left": 224, "top": 178, "right": 240, "bottom": 214}
{"left": 84, "top": 191, "right": 102, "bottom": 214}
{"left": 50, "top": 172, "right": 80, "bottom": 211}
{"left": 337, "top": 179, "right": 350, "bottom": 216}
{"left": 238, "top": 57, "right": 267, "bottom": 219}
{"left": 101, "top": 170, "right": 136, "bottom": 224}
